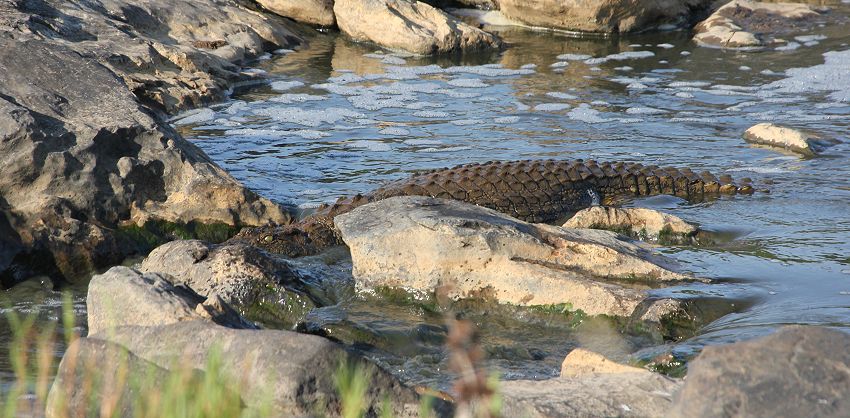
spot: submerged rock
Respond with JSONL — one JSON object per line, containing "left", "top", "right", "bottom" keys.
{"left": 498, "top": 0, "right": 713, "bottom": 33}
{"left": 257, "top": 0, "right": 336, "bottom": 26}
{"left": 56, "top": 265, "right": 447, "bottom": 417}
{"left": 564, "top": 206, "right": 698, "bottom": 243}
{"left": 139, "top": 240, "right": 324, "bottom": 328}
{"left": 694, "top": 0, "right": 821, "bottom": 49}
{"left": 669, "top": 326, "right": 850, "bottom": 417}
{"left": 0, "top": 1, "right": 299, "bottom": 284}
{"left": 336, "top": 196, "right": 693, "bottom": 318}
{"left": 744, "top": 123, "right": 838, "bottom": 157}
{"left": 333, "top": 0, "right": 501, "bottom": 54}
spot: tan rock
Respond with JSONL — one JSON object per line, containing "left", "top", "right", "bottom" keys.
{"left": 564, "top": 206, "right": 698, "bottom": 242}
{"left": 257, "top": 0, "right": 336, "bottom": 26}
{"left": 560, "top": 348, "right": 647, "bottom": 377}
{"left": 333, "top": 0, "right": 501, "bottom": 55}
{"left": 744, "top": 123, "right": 837, "bottom": 157}
{"left": 335, "top": 196, "right": 694, "bottom": 317}
{"left": 694, "top": 0, "right": 820, "bottom": 49}
{"left": 499, "top": 0, "right": 712, "bottom": 33}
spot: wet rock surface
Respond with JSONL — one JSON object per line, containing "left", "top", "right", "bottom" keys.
{"left": 564, "top": 206, "right": 698, "bottom": 243}
{"left": 694, "top": 0, "right": 822, "bottom": 49}
{"left": 669, "top": 326, "right": 850, "bottom": 417}
{"left": 498, "top": 0, "right": 713, "bottom": 33}
{"left": 53, "top": 265, "right": 448, "bottom": 417}
{"left": 0, "top": 0, "right": 299, "bottom": 285}
{"left": 744, "top": 123, "right": 839, "bottom": 157}
{"left": 336, "top": 196, "right": 692, "bottom": 317}
{"left": 334, "top": 0, "right": 501, "bottom": 54}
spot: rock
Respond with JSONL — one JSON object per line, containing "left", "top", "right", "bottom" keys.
{"left": 498, "top": 0, "right": 712, "bottom": 33}
{"left": 139, "top": 240, "right": 324, "bottom": 328}
{"left": 87, "top": 266, "right": 256, "bottom": 334}
{"left": 0, "top": 1, "right": 300, "bottom": 284}
{"left": 257, "top": 0, "right": 336, "bottom": 26}
{"left": 336, "top": 196, "right": 692, "bottom": 317}
{"left": 77, "top": 265, "right": 446, "bottom": 417}
{"left": 744, "top": 123, "right": 838, "bottom": 157}
{"left": 694, "top": 0, "right": 821, "bottom": 49}
{"left": 333, "top": 0, "right": 501, "bottom": 55}
{"left": 500, "top": 370, "right": 681, "bottom": 417}
{"left": 560, "top": 348, "right": 647, "bottom": 377}
{"left": 669, "top": 326, "right": 850, "bottom": 417}
{"left": 564, "top": 206, "right": 698, "bottom": 243}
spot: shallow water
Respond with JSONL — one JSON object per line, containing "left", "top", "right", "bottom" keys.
{"left": 6, "top": 5, "right": 850, "bottom": 396}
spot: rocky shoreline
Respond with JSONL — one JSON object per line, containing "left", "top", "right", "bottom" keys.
{"left": 2, "top": 0, "right": 849, "bottom": 417}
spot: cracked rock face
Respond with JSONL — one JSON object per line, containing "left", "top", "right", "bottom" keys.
{"left": 694, "top": 0, "right": 821, "bottom": 49}
{"left": 0, "top": 0, "right": 299, "bottom": 284}
{"left": 333, "top": 0, "right": 501, "bottom": 54}
{"left": 335, "top": 196, "right": 693, "bottom": 318}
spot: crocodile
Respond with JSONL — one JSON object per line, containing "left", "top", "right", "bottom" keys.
{"left": 229, "top": 159, "right": 756, "bottom": 257}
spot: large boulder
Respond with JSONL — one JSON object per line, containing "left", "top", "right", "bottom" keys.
{"left": 694, "top": 0, "right": 821, "bottom": 49}
{"left": 56, "top": 265, "right": 447, "bottom": 417}
{"left": 335, "top": 196, "right": 693, "bottom": 317}
{"left": 564, "top": 206, "right": 698, "bottom": 243}
{"left": 139, "top": 240, "right": 325, "bottom": 327}
{"left": 333, "top": 0, "right": 501, "bottom": 54}
{"left": 669, "top": 326, "right": 850, "bottom": 417}
{"left": 744, "top": 123, "right": 838, "bottom": 157}
{"left": 498, "top": 0, "right": 713, "bottom": 33}
{"left": 0, "top": 1, "right": 300, "bottom": 284}
{"left": 257, "top": 0, "right": 336, "bottom": 26}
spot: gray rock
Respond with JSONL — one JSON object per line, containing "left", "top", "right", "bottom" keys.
{"left": 0, "top": 1, "right": 300, "bottom": 283}
{"left": 87, "top": 266, "right": 255, "bottom": 335}
{"left": 336, "top": 196, "right": 692, "bottom": 318}
{"left": 500, "top": 371, "right": 681, "bottom": 417}
{"left": 668, "top": 326, "right": 850, "bottom": 418}
{"left": 499, "top": 0, "right": 712, "bottom": 33}
{"left": 139, "top": 240, "right": 323, "bottom": 328}
{"left": 333, "top": 0, "right": 501, "bottom": 54}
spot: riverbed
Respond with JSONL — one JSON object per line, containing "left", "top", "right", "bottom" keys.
{"left": 4, "top": 7, "right": 850, "bottom": 394}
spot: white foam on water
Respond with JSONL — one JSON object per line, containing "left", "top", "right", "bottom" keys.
{"left": 795, "top": 35, "right": 826, "bottom": 43}
{"left": 419, "top": 146, "right": 472, "bottom": 153}
{"left": 590, "top": 100, "right": 609, "bottom": 106}
{"left": 173, "top": 108, "right": 215, "bottom": 125}
{"left": 625, "top": 107, "right": 666, "bottom": 115}
{"left": 739, "top": 66, "right": 752, "bottom": 71}
{"left": 405, "top": 101, "right": 446, "bottom": 110}
{"left": 535, "top": 103, "right": 572, "bottom": 111}
{"left": 775, "top": 42, "right": 801, "bottom": 51}
{"left": 584, "top": 57, "right": 607, "bottom": 65}
{"left": 670, "top": 117, "right": 717, "bottom": 123}
{"left": 494, "top": 116, "right": 520, "bottom": 124}
{"left": 568, "top": 104, "right": 609, "bottom": 123}
{"left": 657, "top": 43, "right": 675, "bottom": 49}
{"left": 437, "top": 89, "right": 481, "bottom": 98}
{"left": 556, "top": 53, "right": 592, "bottom": 61}
{"left": 616, "top": 118, "right": 643, "bottom": 124}
{"left": 447, "top": 78, "right": 490, "bottom": 88}
{"left": 257, "top": 53, "right": 272, "bottom": 61}
{"left": 254, "top": 107, "right": 364, "bottom": 127}
{"left": 223, "top": 128, "right": 284, "bottom": 138}
{"left": 270, "top": 80, "right": 305, "bottom": 91}
{"left": 669, "top": 81, "right": 710, "bottom": 87}
{"left": 451, "top": 119, "right": 483, "bottom": 126}
{"left": 615, "top": 66, "right": 633, "bottom": 71}
{"left": 224, "top": 101, "right": 249, "bottom": 114}
{"left": 514, "top": 101, "right": 530, "bottom": 111}
{"left": 712, "top": 84, "right": 761, "bottom": 91}
{"left": 347, "top": 140, "right": 392, "bottom": 152}
{"left": 767, "top": 49, "right": 850, "bottom": 102}
{"left": 270, "top": 94, "right": 328, "bottom": 104}
{"left": 379, "top": 127, "right": 411, "bottom": 136}
{"left": 242, "top": 68, "right": 267, "bottom": 75}
{"left": 413, "top": 110, "right": 451, "bottom": 118}
{"left": 550, "top": 61, "right": 569, "bottom": 68}
{"left": 658, "top": 60, "right": 669, "bottom": 64}
{"left": 546, "top": 92, "right": 578, "bottom": 100}
{"left": 674, "top": 92, "right": 695, "bottom": 98}
{"left": 627, "top": 82, "right": 648, "bottom": 89}
{"left": 404, "top": 138, "right": 442, "bottom": 145}
{"left": 444, "top": 65, "right": 534, "bottom": 77}
{"left": 629, "top": 44, "right": 642, "bottom": 48}
{"left": 355, "top": 118, "right": 381, "bottom": 125}
{"left": 680, "top": 51, "right": 691, "bottom": 56}
{"left": 521, "top": 63, "right": 537, "bottom": 69}
{"left": 348, "top": 93, "right": 410, "bottom": 111}
{"left": 273, "top": 48, "right": 295, "bottom": 55}
{"left": 293, "top": 130, "right": 330, "bottom": 139}
{"left": 585, "top": 50, "right": 655, "bottom": 65}
{"left": 326, "top": 73, "right": 366, "bottom": 85}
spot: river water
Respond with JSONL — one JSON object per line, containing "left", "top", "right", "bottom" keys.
{"left": 5, "top": 6, "right": 850, "bottom": 394}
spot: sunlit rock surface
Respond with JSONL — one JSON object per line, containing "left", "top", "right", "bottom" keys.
{"left": 257, "top": 0, "right": 336, "bottom": 26}
{"left": 744, "top": 122, "right": 838, "bottom": 156}
{"left": 564, "top": 206, "right": 698, "bottom": 242}
{"left": 694, "top": 0, "right": 821, "bottom": 49}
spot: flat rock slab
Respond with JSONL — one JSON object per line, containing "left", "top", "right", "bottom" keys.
{"left": 336, "top": 196, "right": 692, "bottom": 317}
{"left": 694, "top": 0, "right": 821, "bottom": 49}
{"left": 669, "top": 326, "right": 850, "bottom": 418}
{"left": 744, "top": 123, "right": 839, "bottom": 157}
{"left": 564, "top": 206, "right": 698, "bottom": 242}
{"left": 334, "top": 0, "right": 501, "bottom": 54}
{"left": 561, "top": 348, "right": 648, "bottom": 377}
{"left": 499, "top": 0, "right": 713, "bottom": 33}
{"left": 258, "top": 0, "right": 336, "bottom": 26}
{"left": 500, "top": 371, "right": 681, "bottom": 417}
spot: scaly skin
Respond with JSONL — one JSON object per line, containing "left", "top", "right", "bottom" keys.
{"left": 230, "top": 159, "right": 755, "bottom": 257}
